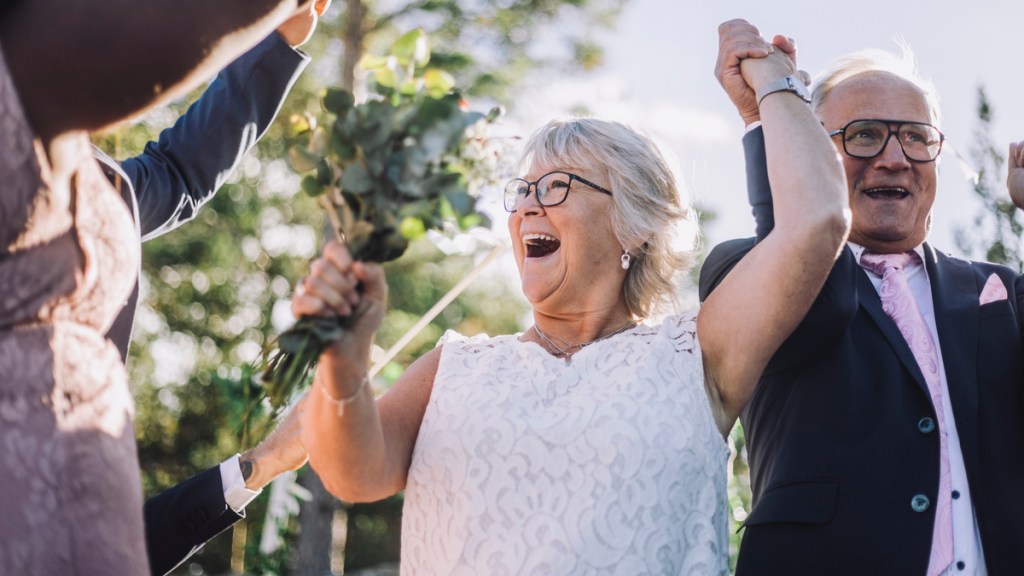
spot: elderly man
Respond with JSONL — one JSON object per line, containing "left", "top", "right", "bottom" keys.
{"left": 701, "top": 19, "right": 1024, "bottom": 575}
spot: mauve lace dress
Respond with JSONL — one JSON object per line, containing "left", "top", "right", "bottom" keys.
{"left": 0, "top": 44, "right": 149, "bottom": 574}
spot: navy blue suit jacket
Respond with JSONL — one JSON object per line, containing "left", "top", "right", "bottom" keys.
{"left": 699, "top": 127, "right": 1024, "bottom": 575}
{"left": 96, "top": 33, "right": 308, "bottom": 576}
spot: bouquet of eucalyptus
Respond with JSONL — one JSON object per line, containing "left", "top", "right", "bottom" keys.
{"left": 260, "top": 29, "right": 500, "bottom": 410}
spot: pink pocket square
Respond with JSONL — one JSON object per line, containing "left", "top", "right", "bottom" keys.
{"left": 980, "top": 273, "right": 1008, "bottom": 305}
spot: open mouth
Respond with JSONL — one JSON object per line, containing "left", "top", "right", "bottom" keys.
{"left": 523, "top": 233, "right": 561, "bottom": 258}
{"left": 863, "top": 187, "right": 911, "bottom": 200}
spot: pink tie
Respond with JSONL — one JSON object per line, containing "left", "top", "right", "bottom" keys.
{"left": 860, "top": 251, "right": 953, "bottom": 575}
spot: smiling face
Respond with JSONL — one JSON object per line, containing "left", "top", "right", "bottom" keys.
{"left": 818, "top": 72, "right": 938, "bottom": 253}
{"left": 507, "top": 162, "right": 627, "bottom": 317}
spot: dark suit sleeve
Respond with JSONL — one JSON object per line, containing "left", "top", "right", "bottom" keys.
{"left": 144, "top": 466, "right": 244, "bottom": 576}
{"left": 696, "top": 126, "right": 776, "bottom": 303}
{"left": 698, "top": 125, "right": 774, "bottom": 300}
{"left": 121, "top": 32, "right": 310, "bottom": 241}
{"left": 698, "top": 126, "right": 859, "bottom": 373}
{"left": 743, "top": 125, "right": 774, "bottom": 242}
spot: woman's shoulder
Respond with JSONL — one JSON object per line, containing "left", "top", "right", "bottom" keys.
{"left": 642, "top": 310, "right": 699, "bottom": 355}
{"left": 437, "top": 329, "right": 521, "bottom": 354}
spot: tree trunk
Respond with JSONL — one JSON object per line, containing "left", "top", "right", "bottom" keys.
{"left": 292, "top": 470, "right": 340, "bottom": 575}
{"left": 342, "top": 0, "right": 366, "bottom": 93}
{"left": 295, "top": 3, "right": 365, "bottom": 574}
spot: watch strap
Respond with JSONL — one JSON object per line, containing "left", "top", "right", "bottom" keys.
{"left": 755, "top": 75, "right": 811, "bottom": 106}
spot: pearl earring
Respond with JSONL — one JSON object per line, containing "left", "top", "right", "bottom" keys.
{"left": 621, "top": 252, "right": 631, "bottom": 270}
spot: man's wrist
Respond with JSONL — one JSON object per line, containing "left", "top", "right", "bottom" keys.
{"left": 221, "top": 454, "right": 262, "bottom": 513}
{"left": 240, "top": 457, "right": 255, "bottom": 483}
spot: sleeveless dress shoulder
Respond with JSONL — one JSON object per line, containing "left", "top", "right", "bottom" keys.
{"left": 0, "top": 43, "right": 148, "bottom": 574}
{"left": 402, "top": 311, "right": 730, "bottom": 575}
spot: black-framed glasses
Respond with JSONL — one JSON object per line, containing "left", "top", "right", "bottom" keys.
{"left": 828, "top": 119, "right": 944, "bottom": 163}
{"left": 503, "top": 170, "right": 612, "bottom": 213}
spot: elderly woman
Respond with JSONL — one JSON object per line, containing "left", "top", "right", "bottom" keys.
{"left": 299, "top": 44, "right": 848, "bottom": 573}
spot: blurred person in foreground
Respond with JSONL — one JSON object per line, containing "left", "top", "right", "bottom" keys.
{"left": 0, "top": 1, "right": 317, "bottom": 573}
{"left": 293, "top": 35, "right": 849, "bottom": 574}
{"left": 701, "top": 19, "right": 1024, "bottom": 575}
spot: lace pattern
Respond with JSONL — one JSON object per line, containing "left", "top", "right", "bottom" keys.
{"left": 403, "top": 312, "right": 729, "bottom": 575}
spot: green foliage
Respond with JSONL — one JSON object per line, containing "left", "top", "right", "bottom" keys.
{"left": 357, "top": 0, "right": 625, "bottom": 102}
{"left": 727, "top": 424, "right": 751, "bottom": 573}
{"left": 260, "top": 28, "right": 504, "bottom": 411}
{"left": 955, "top": 86, "right": 1024, "bottom": 272}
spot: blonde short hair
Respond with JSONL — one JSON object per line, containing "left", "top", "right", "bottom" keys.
{"left": 812, "top": 41, "right": 942, "bottom": 127}
{"left": 518, "top": 117, "right": 697, "bottom": 319}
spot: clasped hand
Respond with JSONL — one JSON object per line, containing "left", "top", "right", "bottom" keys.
{"left": 292, "top": 240, "right": 387, "bottom": 362}
{"left": 715, "top": 19, "right": 807, "bottom": 125}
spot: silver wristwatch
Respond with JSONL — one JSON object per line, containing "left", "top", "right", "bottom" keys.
{"left": 755, "top": 75, "right": 811, "bottom": 106}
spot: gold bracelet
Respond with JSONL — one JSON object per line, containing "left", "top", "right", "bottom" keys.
{"left": 315, "top": 374, "right": 370, "bottom": 408}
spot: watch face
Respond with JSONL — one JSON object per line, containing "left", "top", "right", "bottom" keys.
{"left": 791, "top": 77, "right": 812, "bottom": 102}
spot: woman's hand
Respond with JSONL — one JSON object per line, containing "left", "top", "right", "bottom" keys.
{"left": 292, "top": 240, "right": 387, "bottom": 367}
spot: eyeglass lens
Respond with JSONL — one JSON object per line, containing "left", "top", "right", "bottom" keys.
{"left": 841, "top": 120, "right": 942, "bottom": 161}
{"left": 504, "top": 172, "right": 573, "bottom": 211}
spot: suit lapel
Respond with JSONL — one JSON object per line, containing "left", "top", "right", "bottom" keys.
{"left": 923, "top": 244, "right": 980, "bottom": 457}
{"left": 856, "top": 261, "right": 930, "bottom": 395}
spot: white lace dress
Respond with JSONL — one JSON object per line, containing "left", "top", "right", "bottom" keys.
{"left": 402, "top": 312, "right": 729, "bottom": 575}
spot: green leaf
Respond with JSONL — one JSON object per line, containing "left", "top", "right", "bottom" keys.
{"left": 287, "top": 145, "right": 319, "bottom": 173}
{"left": 323, "top": 88, "right": 354, "bottom": 115}
{"left": 458, "top": 212, "right": 487, "bottom": 230}
{"left": 486, "top": 105, "right": 505, "bottom": 123}
{"left": 398, "top": 216, "right": 426, "bottom": 240}
{"left": 285, "top": 112, "right": 314, "bottom": 137}
{"left": 357, "top": 101, "right": 395, "bottom": 153}
{"left": 391, "top": 28, "right": 430, "bottom": 68}
{"left": 331, "top": 134, "right": 356, "bottom": 161}
{"left": 373, "top": 67, "right": 399, "bottom": 89}
{"left": 443, "top": 188, "right": 475, "bottom": 216}
{"left": 399, "top": 77, "right": 424, "bottom": 96}
{"left": 423, "top": 69, "right": 456, "bottom": 98}
{"left": 340, "top": 164, "right": 374, "bottom": 195}
{"left": 316, "top": 158, "right": 334, "bottom": 186}
{"left": 301, "top": 174, "right": 326, "bottom": 197}
{"left": 359, "top": 54, "right": 395, "bottom": 71}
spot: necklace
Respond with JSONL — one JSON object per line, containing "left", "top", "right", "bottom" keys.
{"left": 532, "top": 320, "right": 636, "bottom": 358}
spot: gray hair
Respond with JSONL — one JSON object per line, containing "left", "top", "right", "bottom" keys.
{"left": 518, "top": 117, "right": 697, "bottom": 319}
{"left": 812, "top": 41, "right": 942, "bottom": 127}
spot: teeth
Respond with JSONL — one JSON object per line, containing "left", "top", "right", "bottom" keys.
{"left": 523, "top": 233, "right": 558, "bottom": 244}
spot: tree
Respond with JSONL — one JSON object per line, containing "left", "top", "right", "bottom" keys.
{"left": 955, "top": 86, "right": 1024, "bottom": 272}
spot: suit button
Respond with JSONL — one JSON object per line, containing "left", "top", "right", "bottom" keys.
{"left": 911, "top": 494, "right": 930, "bottom": 512}
{"left": 918, "top": 417, "right": 935, "bottom": 433}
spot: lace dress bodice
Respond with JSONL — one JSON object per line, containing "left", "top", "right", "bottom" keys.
{"left": 402, "top": 312, "right": 729, "bottom": 575}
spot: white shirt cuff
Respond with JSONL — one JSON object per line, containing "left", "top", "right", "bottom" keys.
{"left": 745, "top": 120, "right": 763, "bottom": 133}
{"left": 220, "top": 453, "right": 262, "bottom": 513}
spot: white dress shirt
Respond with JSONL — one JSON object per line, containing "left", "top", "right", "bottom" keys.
{"left": 850, "top": 242, "right": 986, "bottom": 575}
{"left": 219, "top": 454, "right": 262, "bottom": 514}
